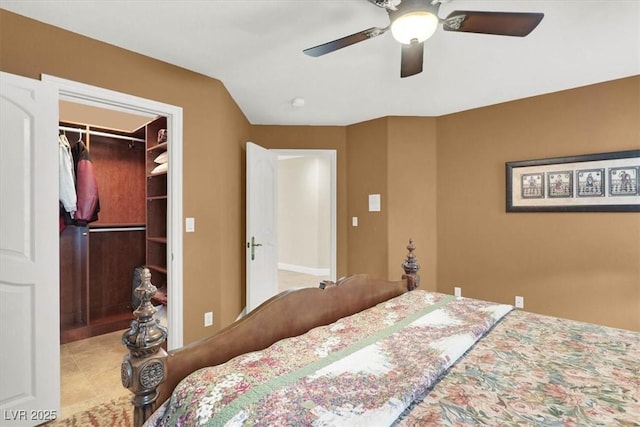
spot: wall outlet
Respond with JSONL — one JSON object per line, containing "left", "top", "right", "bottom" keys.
{"left": 515, "top": 296, "right": 524, "bottom": 309}
{"left": 204, "top": 311, "right": 213, "bottom": 327}
{"left": 454, "top": 287, "right": 462, "bottom": 297}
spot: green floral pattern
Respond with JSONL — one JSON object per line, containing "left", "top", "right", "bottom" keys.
{"left": 148, "top": 296, "right": 639, "bottom": 427}
{"left": 152, "top": 291, "right": 512, "bottom": 426}
{"left": 397, "top": 310, "right": 640, "bottom": 426}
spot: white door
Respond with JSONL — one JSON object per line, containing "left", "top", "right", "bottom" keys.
{"left": 246, "top": 142, "right": 278, "bottom": 313}
{"left": 0, "top": 72, "right": 60, "bottom": 425}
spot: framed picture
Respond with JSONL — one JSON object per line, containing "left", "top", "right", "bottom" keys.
{"left": 506, "top": 150, "right": 640, "bottom": 212}
{"left": 576, "top": 169, "right": 604, "bottom": 197}
{"left": 521, "top": 173, "right": 544, "bottom": 199}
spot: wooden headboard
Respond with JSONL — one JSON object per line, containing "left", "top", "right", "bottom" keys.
{"left": 121, "top": 239, "right": 420, "bottom": 426}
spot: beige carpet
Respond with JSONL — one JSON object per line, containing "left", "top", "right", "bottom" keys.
{"left": 47, "top": 395, "right": 132, "bottom": 427}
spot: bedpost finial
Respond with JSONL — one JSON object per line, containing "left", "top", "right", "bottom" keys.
{"left": 406, "top": 239, "right": 415, "bottom": 257}
{"left": 122, "top": 267, "right": 167, "bottom": 357}
{"left": 121, "top": 267, "right": 168, "bottom": 426}
{"left": 402, "top": 239, "right": 420, "bottom": 290}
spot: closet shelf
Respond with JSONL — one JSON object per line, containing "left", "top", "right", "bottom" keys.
{"left": 91, "top": 223, "right": 146, "bottom": 228}
{"left": 59, "top": 124, "right": 145, "bottom": 143}
{"left": 147, "top": 171, "right": 168, "bottom": 178}
{"left": 147, "top": 264, "right": 167, "bottom": 275}
{"left": 147, "top": 142, "right": 168, "bottom": 153}
{"left": 147, "top": 236, "right": 167, "bottom": 244}
{"left": 147, "top": 195, "right": 168, "bottom": 201}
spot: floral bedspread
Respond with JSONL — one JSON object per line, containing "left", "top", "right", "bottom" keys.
{"left": 397, "top": 309, "right": 640, "bottom": 426}
{"left": 150, "top": 291, "right": 512, "bottom": 426}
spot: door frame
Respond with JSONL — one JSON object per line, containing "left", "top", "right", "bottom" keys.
{"left": 273, "top": 149, "right": 337, "bottom": 282}
{"left": 42, "top": 74, "right": 184, "bottom": 349}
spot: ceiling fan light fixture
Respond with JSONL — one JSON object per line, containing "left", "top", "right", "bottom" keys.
{"left": 391, "top": 11, "right": 438, "bottom": 44}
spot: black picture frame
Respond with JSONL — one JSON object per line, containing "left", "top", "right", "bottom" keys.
{"left": 506, "top": 150, "right": 640, "bottom": 212}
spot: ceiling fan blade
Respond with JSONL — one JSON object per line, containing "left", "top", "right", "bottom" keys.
{"left": 400, "top": 41, "right": 424, "bottom": 78}
{"left": 303, "top": 26, "right": 389, "bottom": 57}
{"left": 443, "top": 11, "right": 544, "bottom": 37}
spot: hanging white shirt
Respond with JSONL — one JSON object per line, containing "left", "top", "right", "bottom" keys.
{"left": 59, "top": 134, "right": 77, "bottom": 217}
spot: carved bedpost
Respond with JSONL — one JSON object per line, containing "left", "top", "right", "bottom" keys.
{"left": 402, "top": 239, "right": 421, "bottom": 290}
{"left": 121, "top": 267, "right": 168, "bottom": 427}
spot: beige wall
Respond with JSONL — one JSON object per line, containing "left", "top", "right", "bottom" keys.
{"left": 346, "top": 119, "right": 389, "bottom": 278}
{"left": 342, "top": 83, "right": 639, "bottom": 331}
{"left": 0, "top": 10, "right": 251, "bottom": 343}
{"left": 387, "top": 117, "right": 438, "bottom": 290}
{"left": 437, "top": 77, "right": 640, "bottom": 331}
{"left": 2, "top": 10, "right": 637, "bottom": 341}
{"left": 344, "top": 117, "right": 438, "bottom": 287}
{"left": 278, "top": 156, "right": 331, "bottom": 271}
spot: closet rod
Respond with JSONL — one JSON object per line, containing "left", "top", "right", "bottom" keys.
{"left": 59, "top": 125, "right": 146, "bottom": 143}
{"left": 89, "top": 226, "right": 146, "bottom": 233}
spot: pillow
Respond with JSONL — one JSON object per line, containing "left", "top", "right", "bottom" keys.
{"left": 150, "top": 162, "right": 168, "bottom": 175}
{"left": 154, "top": 151, "right": 168, "bottom": 164}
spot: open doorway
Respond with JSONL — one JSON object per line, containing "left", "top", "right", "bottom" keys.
{"left": 275, "top": 150, "right": 336, "bottom": 292}
{"left": 58, "top": 100, "right": 156, "bottom": 345}
{"left": 245, "top": 145, "right": 336, "bottom": 314}
{"left": 43, "top": 74, "right": 184, "bottom": 351}
{"left": 44, "top": 75, "right": 184, "bottom": 418}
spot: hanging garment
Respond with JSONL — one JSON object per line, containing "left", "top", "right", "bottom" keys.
{"left": 71, "top": 138, "right": 100, "bottom": 225}
{"left": 59, "top": 134, "right": 77, "bottom": 233}
{"left": 59, "top": 134, "right": 77, "bottom": 216}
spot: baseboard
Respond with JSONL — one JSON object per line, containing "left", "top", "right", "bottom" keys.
{"left": 278, "top": 263, "right": 330, "bottom": 276}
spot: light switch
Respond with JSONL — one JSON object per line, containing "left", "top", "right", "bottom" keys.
{"left": 352, "top": 216, "right": 358, "bottom": 227}
{"left": 368, "top": 194, "right": 381, "bottom": 212}
{"left": 204, "top": 311, "right": 213, "bottom": 327}
{"left": 186, "top": 217, "right": 195, "bottom": 232}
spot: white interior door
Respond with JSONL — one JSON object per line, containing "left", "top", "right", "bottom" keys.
{"left": 246, "top": 142, "right": 278, "bottom": 313}
{"left": 0, "top": 72, "right": 60, "bottom": 425}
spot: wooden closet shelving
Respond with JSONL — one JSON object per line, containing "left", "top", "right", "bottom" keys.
{"left": 145, "top": 117, "right": 169, "bottom": 296}
{"left": 59, "top": 117, "right": 169, "bottom": 343}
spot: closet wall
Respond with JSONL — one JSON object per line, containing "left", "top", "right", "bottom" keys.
{"left": 59, "top": 122, "right": 147, "bottom": 343}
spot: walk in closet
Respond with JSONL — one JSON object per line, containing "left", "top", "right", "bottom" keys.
{"left": 59, "top": 114, "right": 168, "bottom": 343}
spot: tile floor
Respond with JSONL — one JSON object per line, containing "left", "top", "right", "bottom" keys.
{"left": 58, "top": 270, "right": 328, "bottom": 419}
{"left": 59, "top": 329, "right": 130, "bottom": 420}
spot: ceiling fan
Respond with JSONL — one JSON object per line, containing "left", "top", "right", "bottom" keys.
{"left": 303, "top": 0, "right": 544, "bottom": 78}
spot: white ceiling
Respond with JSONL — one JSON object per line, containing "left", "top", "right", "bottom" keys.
{"left": 2, "top": 0, "right": 639, "bottom": 126}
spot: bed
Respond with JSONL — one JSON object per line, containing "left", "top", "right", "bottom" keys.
{"left": 121, "top": 240, "right": 640, "bottom": 426}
